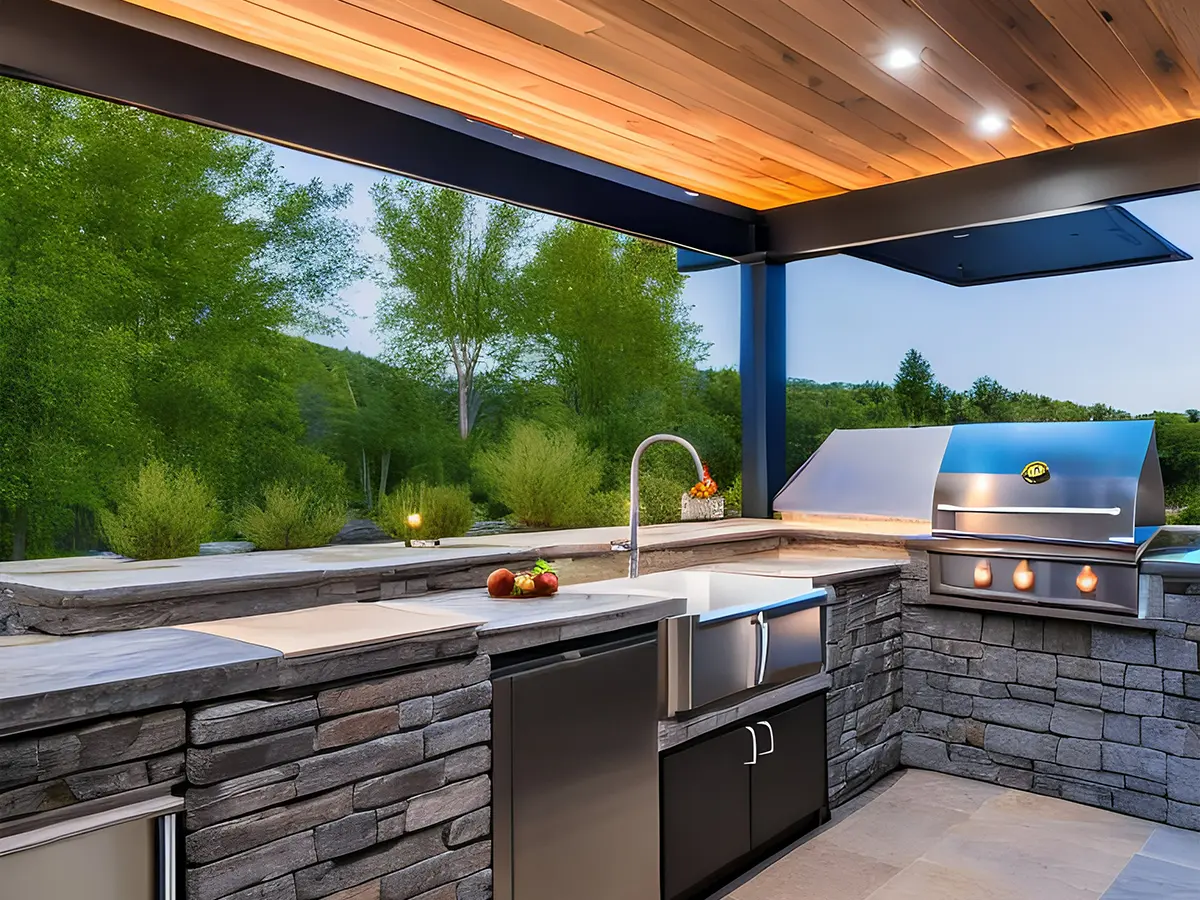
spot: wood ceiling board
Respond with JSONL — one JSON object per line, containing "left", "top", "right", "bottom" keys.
{"left": 715, "top": 0, "right": 1012, "bottom": 162}
{"left": 770, "top": 0, "right": 1042, "bottom": 156}
{"left": 350, "top": 0, "right": 844, "bottom": 197}
{"left": 138, "top": 0, "right": 796, "bottom": 204}
{"left": 586, "top": 0, "right": 963, "bottom": 173}
{"left": 3, "top": 0, "right": 761, "bottom": 261}
{"left": 586, "top": 10, "right": 927, "bottom": 183}
{"left": 1028, "top": 0, "right": 1175, "bottom": 123}
{"left": 500, "top": 0, "right": 603, "bottom": 33}
{"left": 1090, "top": 0, "right": 1200, "bottom": 117}
{"left": 96, "top": 0, "right": 1200, "bottom": 211}
{"left": 910, "top": 0, "right": 1128, "bottom": 137}
{"left": 433, "top": 0, "right": 899, "bottom": 188}
{"left": 637, "top": 0, "right": 979, "bottom": 168}
{"left": 700, "top": 0, "right": 1006, "bottom": 165}
{"left": 833, "top": 0, "right": 1078, "bottom": 145}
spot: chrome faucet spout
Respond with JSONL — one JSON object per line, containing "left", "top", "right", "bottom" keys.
{"left": 629, "top": 434, "right": 706, "bottom": 578}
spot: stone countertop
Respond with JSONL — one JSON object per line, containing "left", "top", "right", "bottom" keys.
{"left": 0, "top": 628, "right": 280, "bottom": 736}
{"left": 0, "top": 554, "right": 905, "bottom": 734}
{"left": 383, "top": 587, "right": 687, "bottom": 653}
{"left": 0, "top": 519, "right": 910, "bottom": 601}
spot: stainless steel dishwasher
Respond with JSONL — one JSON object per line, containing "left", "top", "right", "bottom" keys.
{"left": 492, "top": 626, "right": 660, "bottom": 900}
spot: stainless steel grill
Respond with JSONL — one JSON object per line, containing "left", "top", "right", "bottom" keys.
{"left": 923, "top": 421, "right": 1164, "bottom": 616}
{"left": 774, "top": 420, "right": 1200, "bottom": 618}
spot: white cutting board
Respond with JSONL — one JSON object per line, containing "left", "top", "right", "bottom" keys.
{"left": 174, "top": 603, "right": 483, "bottom": 657}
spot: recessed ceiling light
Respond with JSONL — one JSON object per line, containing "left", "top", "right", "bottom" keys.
{"left": 684, "top": 190, "right": 700, "bottom": 197}
{"left": 953, "top": 233, "right": 970, "bottom": 239}
{"left": 884, "top": 47, "right": 920, "bottom": 70}
{"left": 977, "top": 113, "right": 1008, "bottom": 135}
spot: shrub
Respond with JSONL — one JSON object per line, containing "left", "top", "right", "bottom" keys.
{"left": 638, "top": 472, "right": 685, "bottom": 526}
{"left": 724, "top": 473, "right": 743, "bottom": 516}
{"left": 99, "top": 460, "right": 220, "bottom": 560}
{"left": 378, "top": 481, "right": 474, "bottom": 541}
{"left": 475, "top": 424, "right": 603, "bottom": 528}
{"left": 237, "top": 483, "right": 346, "bottom": 551}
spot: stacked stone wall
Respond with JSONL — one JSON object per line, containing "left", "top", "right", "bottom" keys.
{"left": 900, "top": 594, "right": 1200, "bottom": 831}
{"left": 0, "top": 708, "right": 186, "bottom": 824}
{"left": 825, "top": 573, "right": 907, "bottom": 805}
{"left": 183, "top": 655, "right": 494, "bottom": 900}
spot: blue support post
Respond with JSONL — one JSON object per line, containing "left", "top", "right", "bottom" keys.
{"left": 739, "top": 261, "right": 787, "bottom": 518}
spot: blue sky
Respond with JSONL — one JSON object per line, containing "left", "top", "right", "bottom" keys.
{"left": 274, "top": 146, "right": 1200, "bottom": 416}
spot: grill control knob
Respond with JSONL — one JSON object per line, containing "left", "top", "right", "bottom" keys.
{"left": 1077, "top": 565, "right": 1098, "bottom": 593}
{"left": 1013, "top": 559, "right": 1035, "bottom": 592}
{"left": 973, "top": 560, "right": 993, "bottom": 588}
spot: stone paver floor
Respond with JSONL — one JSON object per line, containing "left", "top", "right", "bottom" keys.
{"left": 726, "top": 769, "right": 1200, "bottom": 900}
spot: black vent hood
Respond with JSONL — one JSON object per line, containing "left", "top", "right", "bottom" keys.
{"left": 848, "top": 205, "right": 1190, "bottom": 287}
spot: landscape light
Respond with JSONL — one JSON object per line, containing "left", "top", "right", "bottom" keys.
{"left": 406, "top": 513, "right": 422, "bottom": 529}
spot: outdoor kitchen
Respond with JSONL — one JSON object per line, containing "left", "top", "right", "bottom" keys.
{"left": 0, "top": 420, "right": 1198, "bottom": 900}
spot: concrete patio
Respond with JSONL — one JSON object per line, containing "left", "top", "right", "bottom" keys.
{"left": 730, "top": 769, "right": 1200, "bottom": 900}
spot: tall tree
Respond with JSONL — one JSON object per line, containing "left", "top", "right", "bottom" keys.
{"left": 520, "top": 222, "right": 705, "bottom": 471}
{"left": 893, "top": 349, "right": 938, "bottom": 424}
{"left": 0, "top": 79, "right": 361, "bottom": 557}
{"left": 523, "top": 224, "right": 700, "bottom": 399}
{"left": 371, "top": 182, "right": 534, "bottom": 439}
{"left": 970, "top": 376, "right": 1010, "bottom": 420}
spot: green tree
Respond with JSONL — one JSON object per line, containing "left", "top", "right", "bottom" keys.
{"left": 0, "top": 79, "right": 362, "bottom": 558}
{"left": 970, "top": 376, "right": 1010, "bottom": 420}
{"left": 893, "top": 349, "right": 938, "bottom": 424}
{"left": 522, "top": 223, "right": 703, "bottom": 419}
{"left": 371, "top": 182, "right": 534, "bottom": 440}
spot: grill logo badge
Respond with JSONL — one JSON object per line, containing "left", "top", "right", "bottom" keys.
{"left": 1021, "top": 461, "right": 1050, "bottom": 484}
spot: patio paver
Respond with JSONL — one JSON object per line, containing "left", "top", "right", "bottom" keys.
{"left": 729, "top": 769, "right": 1193, "bottom": 900}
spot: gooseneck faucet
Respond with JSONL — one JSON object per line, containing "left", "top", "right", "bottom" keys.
{"left": 628, "top": 434, "right": 706, "bottom": 578}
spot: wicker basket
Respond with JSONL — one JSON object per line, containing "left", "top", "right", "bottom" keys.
{"left": 681, "top": 493, "right": 725, "bottom": 521}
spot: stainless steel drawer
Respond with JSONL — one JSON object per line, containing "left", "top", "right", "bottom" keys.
{"left": 660, "top": 587, "right": 831, "bottom": 718}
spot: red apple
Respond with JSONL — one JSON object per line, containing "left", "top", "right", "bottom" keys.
{"left": 533, "top": 571, "right": 558, "bottom": 594}
{"left": 487, "top": 568, "right": 515, "bottom": 598}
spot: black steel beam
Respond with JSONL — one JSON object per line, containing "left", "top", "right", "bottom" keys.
{"left": 763, "top": 118, "right": 1200, "bottom": 261}
{"left": 0, "top": 0, "right": 759, "bottom": 259}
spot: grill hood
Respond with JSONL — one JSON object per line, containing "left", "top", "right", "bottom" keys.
{"left": 931, "top": 421, "right": 1165, "bottom": 545}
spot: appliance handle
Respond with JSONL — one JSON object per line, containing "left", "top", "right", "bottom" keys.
{"left": 757, "top": 721, "right": 775, "bottom": 755}
{"left": 757, "top": 612, "right": 769, "bottom": 686}
{"left": 698, "top": 587, "right": 830, "bottom": 625}
{"left": 937, "top": 504, "right": 1121, "bottom": 516}
{"left": 743, "top": 726, "right": 758, "bottom": 765}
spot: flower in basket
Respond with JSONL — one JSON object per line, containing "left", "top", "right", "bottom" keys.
{"left": 688, "top": 464, "right": 718, "bottom": 500}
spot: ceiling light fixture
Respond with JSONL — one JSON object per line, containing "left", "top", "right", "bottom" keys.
{"left": 684, "top": 190, "right": 700, "bottom": 197}
{"left": 884, "top": 47, "right": 920, "bottom": 70}
{"left": 977, "top": 113, "right": 1008, "bottom": 135}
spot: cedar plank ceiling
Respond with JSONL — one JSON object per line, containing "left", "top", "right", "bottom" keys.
{"left": 112, "top": 0, "right": 1200, "bottom": 209}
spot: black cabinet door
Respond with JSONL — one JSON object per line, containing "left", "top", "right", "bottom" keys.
{"left": 750, "top": 695, "right": 828, "bottom": 850}
{"left": 661, "top": 725, "right": 754, "bottom": 900}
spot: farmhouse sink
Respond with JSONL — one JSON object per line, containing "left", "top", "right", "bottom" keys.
{"left": 578, "top": 570, "right": 831, "bottom": 718}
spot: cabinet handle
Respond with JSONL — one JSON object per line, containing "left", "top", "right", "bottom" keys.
{"left": 743, "top": 725, "right": 758, "bottom": 765}
{"left": 757, "top": 721, "right": 775, "bottom": 755}
{"left": 755, "top": 611, "right": 769, "bottom": 686}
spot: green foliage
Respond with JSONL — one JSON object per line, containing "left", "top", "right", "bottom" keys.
{"left": 475, "top": 423, "right": 604, "bottom": 528}
{"left": 0, "top": 78, "right": 362, "bottom": 559}
{"left": 893, "top": 349, "right": 938, "bottom": 423}
{"left": 237, "top": 483, "right": 346, "bottom": 551}
{"left": 99, "top": 460, "right": 219, "bottom": 560}
{"left": 638, "top": 472, "right": 684, "bottom": 526}
{"left": 724, "top": 474, "right": 743, "bottom": 515}
{"left": 372, "top": 181, "right": 533, "bottom": 439}
{"left": 377, "top": 481, "right": 474, "bottom": 541}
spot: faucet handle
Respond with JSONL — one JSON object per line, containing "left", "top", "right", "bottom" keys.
{"left": 610, "top": 539, "right": 632, "bottom": 552}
